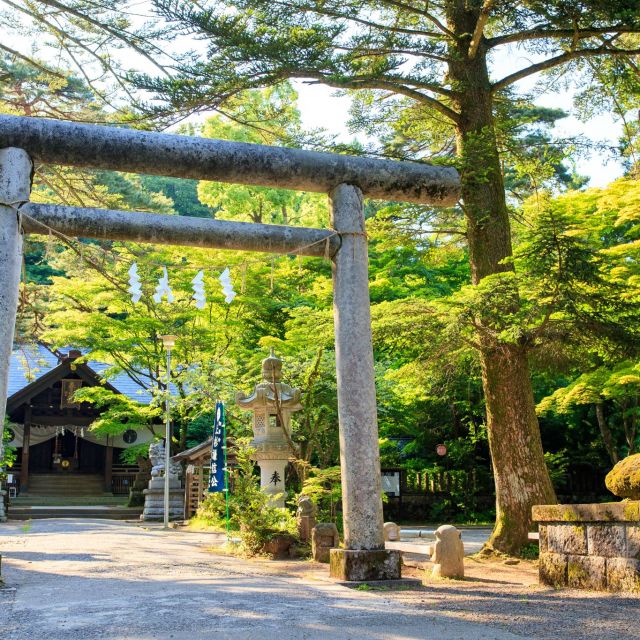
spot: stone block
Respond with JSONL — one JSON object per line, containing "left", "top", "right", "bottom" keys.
{"left": 539, "top": 552, "right": 567, "bottom": 588}
{"left": 311, "top": 523, "right": 340, "bottom": 563}
{"left": 567, "top": 555, "right": 606, "bottom": 590}
{"left": 547, "top": 524, "right": 587, "bottom": 555}
{"left": 141, "top": 486, "right": 184, "bottom": 521}
{"left": 587, "top": 524, "right": 627, "bottom": 558}
{"left": 626, "top": 525, "right": 640, "bottom": 560}
{"left": 538, "top": 525, "right": 548, "bottom": 553}
{"left": 329, "top": 548, "right": 401, "bottom": 582}
{"left": 606, "top": 557, "right": 640, "bottom": 593}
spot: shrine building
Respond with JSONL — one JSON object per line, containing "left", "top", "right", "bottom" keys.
{"left": 6, "top": 343, "right": 155, "bottom": 498}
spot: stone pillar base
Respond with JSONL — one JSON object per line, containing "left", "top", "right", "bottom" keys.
{"left": 329, "top": 548, "right": 402, "bottom": 582}
{"left": 140, "top": 477, "right": 184, "bottom": 522}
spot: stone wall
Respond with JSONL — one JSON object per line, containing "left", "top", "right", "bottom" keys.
{"left": 533, "top": 502, "right": 640, "bottom": 593}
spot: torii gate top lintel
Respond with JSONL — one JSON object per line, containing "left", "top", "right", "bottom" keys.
{"left": 0, "top": 115, "right": 460, "bottom": 206}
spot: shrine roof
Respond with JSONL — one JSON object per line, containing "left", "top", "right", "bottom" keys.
{"left": 8, "top": 343, "right": 155, "bottom": 404}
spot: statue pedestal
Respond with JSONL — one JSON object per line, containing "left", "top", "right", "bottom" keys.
{"left": 141, "top": 476, "right": 184, "bottom": 521}
{"left": 0, "top": 489, "right": 6, "bottom": 522}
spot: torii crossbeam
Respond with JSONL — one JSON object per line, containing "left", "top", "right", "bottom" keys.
{"left": 0, "top": 115, "right": 460, "bottom": 581}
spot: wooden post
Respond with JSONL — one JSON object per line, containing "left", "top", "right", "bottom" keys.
{"left": 20, "top": 421, "right": 30, "bottom": 492}
{"left": 104, "top": 439, "right": 113, "bottom": 493}
{"left": 328, "top": 183, "right": 401, "bottom": 581}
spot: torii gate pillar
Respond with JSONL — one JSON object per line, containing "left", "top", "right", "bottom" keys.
{"left": 329, "top": 184, "right": 401, "bottom": 581}
{"left": 0, "top": 148, "right": 31, "bottom": 523}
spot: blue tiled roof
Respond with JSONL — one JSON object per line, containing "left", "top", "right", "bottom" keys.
{"left": 8, "top": 343, "right": 155, "bottom": 404}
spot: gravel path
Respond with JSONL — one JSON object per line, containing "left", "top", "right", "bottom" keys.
{"left": 0, "top": 518, "right": 638, "bottom": 639}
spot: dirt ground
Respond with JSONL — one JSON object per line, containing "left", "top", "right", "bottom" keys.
{"left": 0, "top": 518, "right": 638, "bottom": 640}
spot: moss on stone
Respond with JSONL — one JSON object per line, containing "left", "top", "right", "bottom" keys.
{"left": 624, "top": 502, "right": 640, "bottom": 521}
{"left": 567, "top": 560, "right": 588, "bottom": 583}
{"left": 606, "top": 454, "right": 640, "bottom": 500}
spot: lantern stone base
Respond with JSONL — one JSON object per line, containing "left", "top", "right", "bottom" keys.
{"left": 0, "top": 490, "right": 6, "bottom": 522}
{"left": 329, "top": 548, "right": 402, "bottom": 582}
{"left": 140, "top": 477, "right": 184, "bottom": 521}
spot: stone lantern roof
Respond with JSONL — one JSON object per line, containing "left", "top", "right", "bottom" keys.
{"left": 235, "top": 350, "right": 303, "bottom": 410}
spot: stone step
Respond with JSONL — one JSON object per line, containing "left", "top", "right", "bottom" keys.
{"left": 8, "top": 506, "right": 142, "bottom": 520}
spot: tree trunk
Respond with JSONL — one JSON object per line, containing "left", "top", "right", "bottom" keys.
{"left": 447, "top": 1, "right": 556, "bottom": 554}
{"left": 595, "top": 402, "right": 619, "bottom": 465}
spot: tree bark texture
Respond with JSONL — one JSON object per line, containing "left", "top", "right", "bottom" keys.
{"left": 595, "top": 402, "right": 619, "bottom": 465}
{"left": 447, "top": 1, "right": 557, "bottom": 553}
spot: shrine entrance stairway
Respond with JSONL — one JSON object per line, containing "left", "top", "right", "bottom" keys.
{"left": 7, "top": 473, "right": 143, "bottom": 520}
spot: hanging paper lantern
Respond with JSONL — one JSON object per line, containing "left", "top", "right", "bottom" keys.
{"left": 192, "top": 270, "right": 206, "bottom": 309}
{"left": 219, "top": 267, "right": 236, "bottom": 304}
{"left": 153, "top": 266, "right": 175, "bottom": 304}
{"left": 127, "top": 262, "right": 143, "bottom": 304}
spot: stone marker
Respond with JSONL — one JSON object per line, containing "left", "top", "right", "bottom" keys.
{"left": 383, "top": 522, "right": 400, "bottom": 542}
{"left": 430, "top": 525, "right": 465, "bottom": 579}
{"left": 312, "top": 523, "right": 340, "bottom": 563}
{"left": 297, "top": 495, "right": 317, "bottom": 543}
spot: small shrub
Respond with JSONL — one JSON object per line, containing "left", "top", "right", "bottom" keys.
{"left": 300, "top": 466, "right": 342, "bottom": 525}
{"left": 195, "top": 439, "right": 298, "bottom": 555}
{"left": 519, "top": 543, "right": 539, "bottom": 560}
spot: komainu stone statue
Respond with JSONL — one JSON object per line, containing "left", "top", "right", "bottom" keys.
{"left": 141, "top": 440, "right": 184, "bottom": 522}
{"left": 431, "top": 524, "right": 464, "bottom": 579}
{"left": 149, "top": 441, "right": 181, "bottom": 478}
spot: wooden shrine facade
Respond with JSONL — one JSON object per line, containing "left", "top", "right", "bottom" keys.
{"left": 7, "top": 345, "right": 153, "bottom": 494}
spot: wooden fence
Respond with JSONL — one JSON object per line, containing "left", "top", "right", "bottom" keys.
{"left": 112, "top": 465, "right": 138, "bottom": 495}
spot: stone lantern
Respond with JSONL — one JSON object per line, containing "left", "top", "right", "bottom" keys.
{"left": 236, "top": 350, "right": 302, "bottom": 508}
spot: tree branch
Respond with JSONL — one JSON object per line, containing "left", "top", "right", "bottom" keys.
{"left": 468, "top": 0, "right": 495, "bottom": 59}
{"left": 35, "top": 0, "right": 171, "bottom": 76}
{"left": 487, "top": 25, "right": 640, "bottom": 48}
{"left": 379, "top": 0, "right": 455, "bottom": 39}
{"left": 292, "top": 71, "right": 460, "bottom": 122}
{"left": 492, "top": 46, "right": 640, "bottom": 92}
{"left": 0, "top": 43, "right": 68, "bottom": 79}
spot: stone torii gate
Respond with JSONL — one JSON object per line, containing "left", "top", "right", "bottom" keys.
{"left": 0, "top": 115, "right": 459, "bottom": 580}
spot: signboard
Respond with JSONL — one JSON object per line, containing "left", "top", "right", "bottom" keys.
{"left": 381, "top": 470, "right": 401, "bottom": 497}
{"left": 207, "top": 401, "right": 226, "bottom": 493}
{"left": 436, "top": 444, "right": 447, "bottom": 457}
{"left": 60, "top": 379, "right": 82, "bottom": 408}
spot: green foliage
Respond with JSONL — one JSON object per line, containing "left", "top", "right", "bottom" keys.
{"left": 1, "top": 425, "right": 17, "bottom": 480}
{"left": 300, "top": 466, "right": 342, "bottom": 524}
{"left": 544, "top": 450, "right": 570, "bottom": 487}
{"left": 197, "top": 86, "right": 328, "bottom": 227}
{"left": 197, "top": 440, "right": 297, "bottom": 555}
{"left": 72, "top": 386, "right": 162, "bottom": 438}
